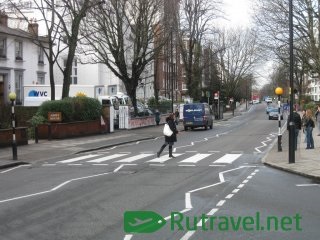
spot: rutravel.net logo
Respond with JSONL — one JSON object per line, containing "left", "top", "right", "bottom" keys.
{"left": 124, "top": 211, "right": 302, "bottom": 234}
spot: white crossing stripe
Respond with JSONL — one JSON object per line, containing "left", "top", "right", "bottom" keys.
{"left": 213, "top": 154, "right": 242, "bottom": 164}
{"left": 115, "top": 154, "right": 154, "bottom": 163}
{"left": 87, "top": 154, "right": 128, "bottom": 163}
{"left": 178, "top": 154, "right": 211, "bottom": 163}
{"left": 147, "top": 154, "right": 183, "bottom": 163}
{"left": 57, "top": 154, "right": 100, "bottom": 164}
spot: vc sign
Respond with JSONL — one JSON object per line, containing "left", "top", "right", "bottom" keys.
{"left": 28, "top": 90, "right": 48, "bottom": 97}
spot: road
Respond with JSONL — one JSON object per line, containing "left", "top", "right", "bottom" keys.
{"left": 0, "top": 104, "right": 319, "bottom": 240}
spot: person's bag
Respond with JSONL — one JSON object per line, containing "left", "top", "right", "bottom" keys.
{"left": 163, "top": 123, "right": 173, "bottom": 137}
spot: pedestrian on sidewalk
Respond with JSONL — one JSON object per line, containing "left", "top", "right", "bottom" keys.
{"left": 287, "top": 108, "right": 302, "bottom": 150}
{"left": 157, "top": 113, "right": 178, "bottom": 158}
{"left": 316, "top": 105, "right": 320, "bottom": 136}
{"left": 155, "top": 109, "right": 160, "bottom": 125}
{"left": 301, "top": 109, "right": 307, "bottom": 143}
{"left": 175, "top": 108, "right": 180, "bottom": 125}
{"left": 305, "top": 109, "right": 315, "bottom": 149}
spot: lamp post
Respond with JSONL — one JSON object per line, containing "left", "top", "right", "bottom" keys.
{"left": 288, "top": 0, "right": 295, "bottom": 164}
{"left": 275, "top": 87, "right": 283, "bottom": 152}
{"left": 9, "top": 92, "right": 17, "bottom": 160}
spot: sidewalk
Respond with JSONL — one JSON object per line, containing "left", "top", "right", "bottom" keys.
{"left": 263, "top": 128, "right": 320, "bottom": 180}
{"left": 3, "top": 104, "right": 319, "bottom": 180}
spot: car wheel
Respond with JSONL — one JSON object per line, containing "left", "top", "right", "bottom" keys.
{"left": 210, "top": 123, "right": 213, "bottom": 129}
{"left": 268, "top": 116, "right": 271, "bottom": 120}
{"left": 205, "top": 125, "right": 208, "bottom": 130}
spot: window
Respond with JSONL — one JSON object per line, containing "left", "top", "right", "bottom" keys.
{"left": 38, "top": 47, "right": 44, "bottom": 64}
{"left": 65, "top": 58, "right": 78, "bottom": 84}
{"left": 0, "top": 38, "right": 6, "bottom": 58}
{"left": 15, "top": 71, "right": 23, "bottom": 104}
{"left": 15, "top": 40, "right": 23, "bottom": 60}
{"left": 37, "top": 72, "right": 45, "bottom": 85}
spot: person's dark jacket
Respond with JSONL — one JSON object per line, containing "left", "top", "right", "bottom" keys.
{"left": 165, "top": 117, "right": 178, "bottom": 143}
{"left": 287, "top": 112, "right": 302, "bottom": 130}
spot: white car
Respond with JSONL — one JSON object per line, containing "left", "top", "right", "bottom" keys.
{"left": 265, "top": 97, "right": 273, "bottom": 103}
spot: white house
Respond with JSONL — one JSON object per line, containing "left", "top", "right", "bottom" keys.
{"left": 0, "top": 13, "right": 49, "bottom": 106}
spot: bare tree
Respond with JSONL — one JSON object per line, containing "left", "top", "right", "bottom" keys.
{"left": 79, "top": 0, "right": 165, "bottom": 114}
{"left": 253, "top": 0, "right": 320, "bottom": 100}
{"left": 215, "top": 28, "right": 260, "bottom": 101}
{"left": 178, "top": 0, "right": 222, "bottom": 100}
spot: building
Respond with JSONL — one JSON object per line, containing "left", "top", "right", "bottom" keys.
{"left": 0, "top": 12, "right": 49, "bottom": 106}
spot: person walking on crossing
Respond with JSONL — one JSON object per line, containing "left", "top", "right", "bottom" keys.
{"left": 157, "top": 113, "right": 178, "bottom": 158}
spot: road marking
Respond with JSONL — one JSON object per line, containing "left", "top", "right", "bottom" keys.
{"left": 87, "top": 154, "right": 128, "bottom": 163}
{"left": 225, "top": 194, "right": 234, "bottom": 199}
{"left": 216, "top": 200, "right": 225, "bottom": 207}
{"left": 242, "top": 179, "right": 249, "bottom": 183}
{"left": 179, "top": 153, "right": 211, "bottom": 163}
{"left": 113, "top": 164, "right": 137, "bottom": 173}
{"left": 237, "top": 184, "right": 245, "bottom": 188}
{"left": 57, "top": 154, "right": 100, "bottom": 163}
{"left": 178, "top": 165, "right": 196, "bottom": 167}
{"left": 149, "top": 164, "right": 165, "bottom": 167}
{"left": 0, "top": 172, "right": 111, "bottom": 204}
{"left": 209, "top": 164, "right": 226, "bottom": 167}
{"left": 232, "top": 189, "right": 240, "bottom": 193}
{"left": 0, "top": 164, "right": 31, "bottom": 173}
{"left": 92, "top": 164, "right": 109, "bottom": 166}
{"left": 115, "top": 153, "right": 154, "bottom": 163}
{"left": 147, "top": 154, "right": 183, "bottom": 163}
{"left": 213, "top": 154, "right": 242, "bottom": 164}
{"left": 296, "top": 184, "right": 319, "bottom": 187}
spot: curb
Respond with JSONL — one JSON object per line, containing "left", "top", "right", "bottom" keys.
{"left": 263, "top": 162, "right": 320, "bottom": 181}
{"left": 0, "top": 161, "right": 29, "bottom": 170}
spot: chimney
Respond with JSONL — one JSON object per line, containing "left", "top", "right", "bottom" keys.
{"left": 0, "top": 12, "right": 8, "bottom": 27}
{"left": 28, "top": 23, "right": 39, "bottom": 36}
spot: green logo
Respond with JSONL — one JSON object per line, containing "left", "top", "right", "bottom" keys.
{"left": 124, "top": 211, "right": 166, "bottom": 233}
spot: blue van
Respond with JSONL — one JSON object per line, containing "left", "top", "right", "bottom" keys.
{"left": 183, "top": 103, "right": 213, "bottom": 131}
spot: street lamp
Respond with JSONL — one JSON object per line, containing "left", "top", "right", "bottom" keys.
{"left": 9, "top": 92, "right": 18, "bottom": 160}
{"left": 275, "top": 87, "right": 283, "bottom": 152}
{"left": 288, "top": 0, "right": 295, "bottom": 164}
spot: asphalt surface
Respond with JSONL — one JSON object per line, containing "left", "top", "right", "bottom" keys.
{"left": 0, "top": 104, "right": 319, "bottom": 180}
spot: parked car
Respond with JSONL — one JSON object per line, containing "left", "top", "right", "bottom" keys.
{"left": 265, "top": 97, "right": 273, "bottom": 103}
{"left": 183, "top": 103, "right": 213, "bottom": 130}
{"left": 268, "top": 108, "right": 283, "bottom": 120}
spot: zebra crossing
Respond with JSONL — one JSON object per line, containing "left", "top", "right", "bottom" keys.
{"left": 50, "top": 151, "right": 244, "bottom": 167}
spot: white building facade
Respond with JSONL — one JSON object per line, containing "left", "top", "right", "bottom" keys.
{"left": 0, "top": 13, "right": 49, "bottom": 106}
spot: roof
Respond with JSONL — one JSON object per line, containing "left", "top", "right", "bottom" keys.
{"left": 0, "top": 25, "right": 49, "bottom": 43}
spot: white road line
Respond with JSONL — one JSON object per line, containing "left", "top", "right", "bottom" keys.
{"left": 147, "top": 154, "right": 183, "bottom": 163}
{"left": 57, "top": 154, "right": 100, "bottom": 164}
{"left": 207, "top": 208, "right": 218, "bottom": 216}
{"left": 179, "top": 153, "right": 211, "bottom": 163}
{"left": 68, "top": 164, "right": 82, "bottom": 166}
{"left": 115, "top": 154, "right": 154, "bottom": 163}
{"left": 0, "top": 164, "right": 31, "bottom": 173}
{"left": 225, "top": 194, "right": 234, "bottom": 199}
{"left": 242, "top": 179, "right": 249, "bottom": 183}
{"left": 232, "top": 189, "right": 240, "bottom": 193}
{"left": 213, "top": 154, "right": 242, "bottom": 164}
{"left": 92, "top": 164, "right": 109, "bottom": 166}
{"left": 179, "top": 165, "right": 196, "bottom": 167}
{"left": 149, "top": 164, "right": 165, "bottom": 167}
{"left": 296, "top": 184, "right": 320, "bottom": 187}
{"left": 113, "top": 164, "right": 137, "bottom": 173}
{"left": 209, "top": 165, "right": 226, "bottom": 167}
{"left": 87, "top": 154, "right": 128, "bottom": 163}
{"left": 237, "top": 184, "right": 245, "bottom": 188}
{"left": 216, "top": 200, "right": 225, "bottom": 207}
{"left": 0, "top": 172, "right": 111, "bottom": 204}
